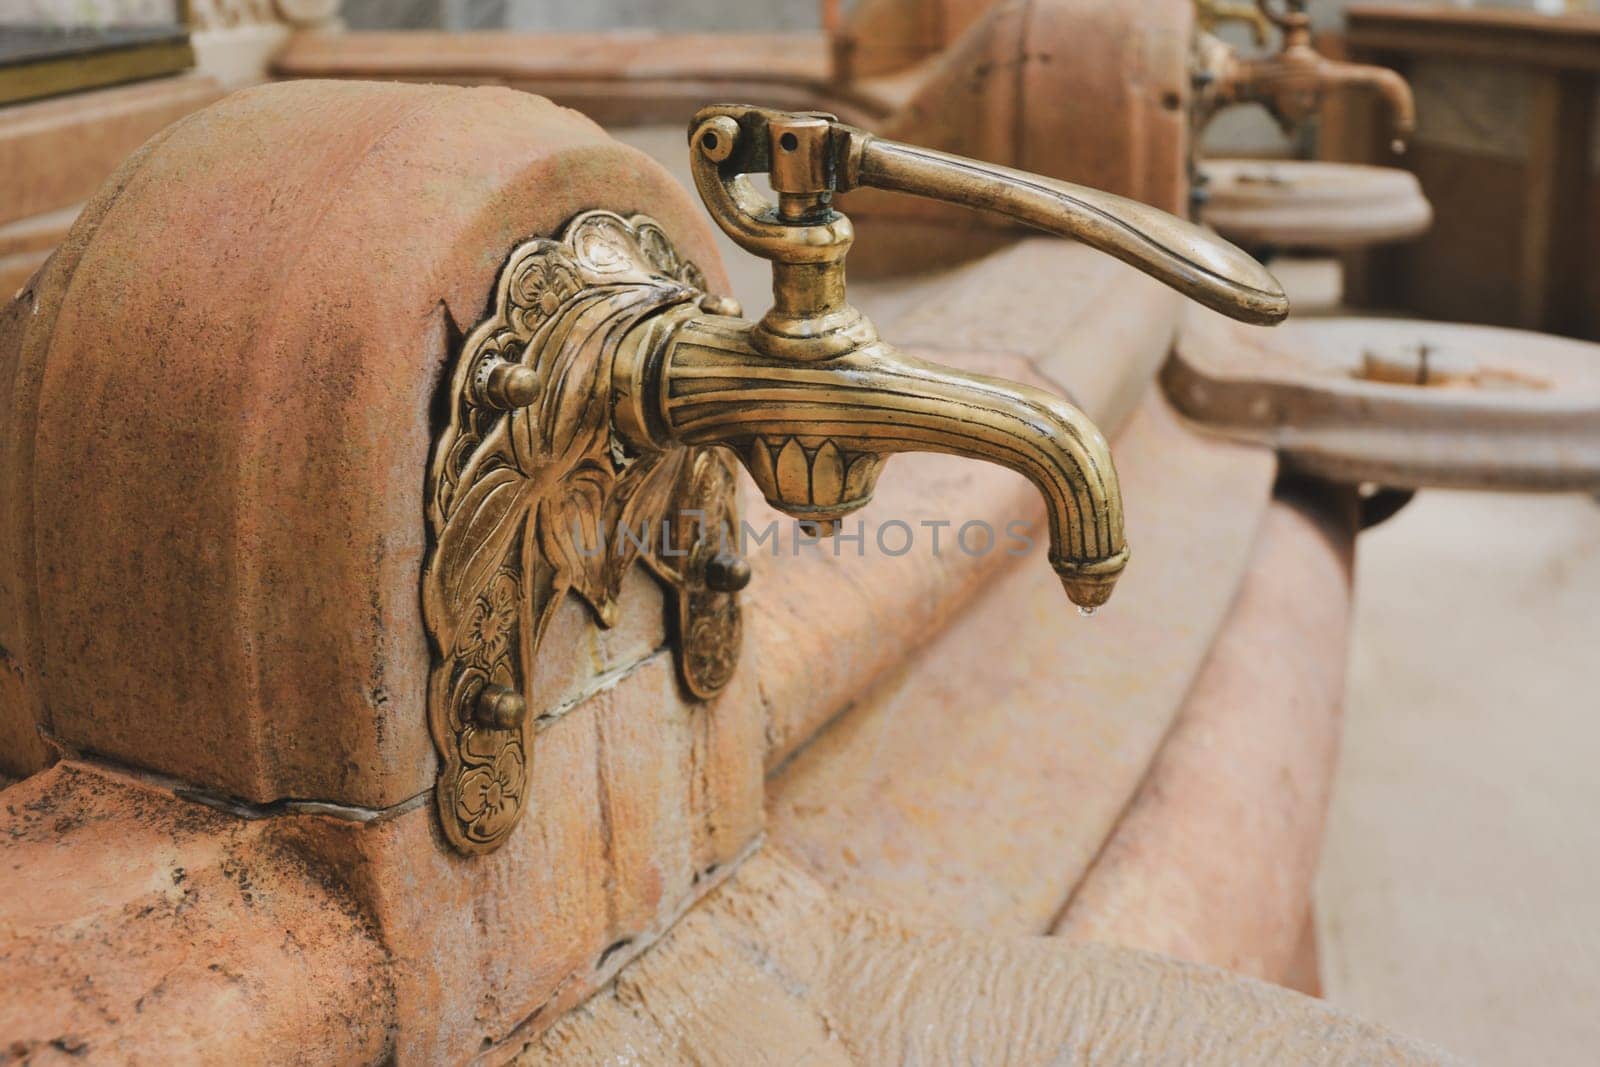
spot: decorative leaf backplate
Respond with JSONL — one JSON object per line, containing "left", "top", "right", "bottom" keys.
{"left": 422, "top": 211, "right": 742, "bottom": 855}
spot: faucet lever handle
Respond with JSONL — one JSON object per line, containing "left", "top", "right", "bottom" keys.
{"left": 847, "top": 138, "right": 1290, "bottom": 326}
{"left": 688, "top": 105, "right": 1289, "bottom": 327}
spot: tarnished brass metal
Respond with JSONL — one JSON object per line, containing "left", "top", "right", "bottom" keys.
{"left": 1193, "top": 0, "right": 1417, "bottom": 152}
{"left": 423, "top": 210, "right": 743, "bottom": 854}
{"left": 1195, "top": 0, "right": 1273, "bottom": 47}
{"left": 425, "top": 111, "right": 1286, "bottom": 852}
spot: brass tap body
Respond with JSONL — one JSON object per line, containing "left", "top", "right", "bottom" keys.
{"left": 1195, "top": 0, "right": 1417, "bottom": 153}
{"left": 614, "top": 106, "right": 1289, "bottom": 610}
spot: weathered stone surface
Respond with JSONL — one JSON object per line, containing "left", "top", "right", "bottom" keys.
{"left": 278, "top": 648, "right": 764, "bottom": 1062}
{"left": 529, "top": 850, "right": 1459, "bottom": 1065}
{"left": 0, "top": 80, "right": 729, "bottom": 807}
{"left": 766, "top": 392, "right": 1278, "bottom": 931}
{"left": 0, "top": 121, "right": 192, "bottom": 783}
{"left": 0, "top": 762, "right": 393, "bottom": 1064}
{"left": 1054, "top": 483, "right": 1357, "bottom": 986}
{"left": 0, "top": 620, "right": 764, "bottom": 1065}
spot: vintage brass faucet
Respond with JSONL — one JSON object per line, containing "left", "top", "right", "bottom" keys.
{"left": 616, "top": 105, "right": 1287, "bottom": 611}
{"left": 427, "top": 104, "right": 1286, "bottom": 852}
{"left": 1193, "top": 0, "right": 1416, "bottom": 152}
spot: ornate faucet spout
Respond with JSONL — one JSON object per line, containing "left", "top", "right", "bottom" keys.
{"left": 619, "top": 312, "right": 1126, "bottom": 608}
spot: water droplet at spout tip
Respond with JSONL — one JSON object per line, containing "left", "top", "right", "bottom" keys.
{"left": 1056, "top": 569, "right": 1120, "bottom": 615}
{"left": 1390, "top": 138, "right": 1408, "bottom": 156}
{"left": 1054, "top": 549, "right": 1127, "bottom": 615}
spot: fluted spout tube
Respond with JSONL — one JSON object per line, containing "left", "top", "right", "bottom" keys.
{"left": 635, "top": 314, "right": 1127, "bottom": 609}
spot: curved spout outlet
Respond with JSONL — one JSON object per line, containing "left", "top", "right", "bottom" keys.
{"left": 1320, "top": 59, "right": 1416, "bottom": 152}
{"left": 617, "top": 311, "right": 1127, "bottom": 609}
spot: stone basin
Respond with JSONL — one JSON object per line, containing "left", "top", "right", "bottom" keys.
{"left": 1199, "top": 159, "right": 1433, "bottom": 250}
{"left": 0, "top": 79, "right": 1453, "bottom": 1065}
{"left": 1166, "top": 310, "right": 1600, "bottom": 492}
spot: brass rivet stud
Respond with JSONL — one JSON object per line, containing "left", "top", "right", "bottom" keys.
{"left": 483, "top": 362, "right": 539, "bottom": 410}
{"left": 704, "top": 551, "right": 752, "bottom": 593}
{"left": 474, "top": 685, "right": 527, "bottom": 730}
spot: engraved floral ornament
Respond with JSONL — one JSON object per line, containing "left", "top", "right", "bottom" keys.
{"left": 423, "top": 212, "right": 731, "bottom": 853}
{"left": 462, "top": 572, "right": 518, "bottom": 669}
{"left": 454, "top": 735, "right": 525, "bottom": 841}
